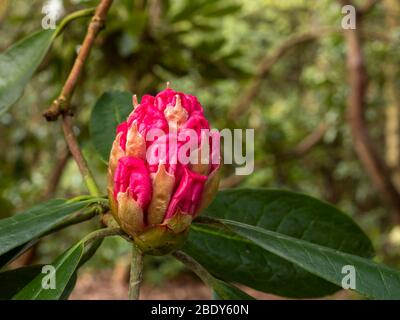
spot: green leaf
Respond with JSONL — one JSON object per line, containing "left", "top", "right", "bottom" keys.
{"left": 211, "top": 278, "right": 255, "bottom": 300}
{"left": 58, "top": 240, "right": 105, "bottom": 300}
{"left": 13, "top": 243, "right": 84, "bottom": 300}
{"left": 59, "top": 273, "right": 77, "bottom": 300}
{"left": 0, "top": 264, "right": 77, "bottom": 300}
{"left": 223, "top": 219, "right": 400, "bottom": 300}
{"left": 10, "top": 228, "right": 118, "bottom": 300}
{"left": 173, "top": 251, "right": 254, "bottom": 300}
{"left": 0, "top": 198, "right": 93, "bottom": 256}
{"left": 78, "top": 238, "right": 103, "bottom": 268}
{"left": 0, "top": 29, "right": 55, "bottom": 114}
{"left": 211, "top": 289, "right": 220, "bottom": 300}
{"left": 195, "top": 38, "right": 226, "bottom": 55}
{"left": 184, "top": 188, "right": 373, "bottom": 298}
{"left": 200, "top": 4, "right": 241, "bottom": 17}
{"left": 204, "top": 189, "right": 373, "bottom": 254}
{"left": 90, "top": 91, "right": 133, "bottom": 162}
{"left": 191, "top": 21, "right": 218, "bottom": 32}
{"left": 170, "top": 0, "right": 214, "bottom": 23}
{"left": 0, "top": 265, "right": 42, "bottom": 299}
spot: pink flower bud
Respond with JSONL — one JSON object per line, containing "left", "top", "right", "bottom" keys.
{"left": 108, "top": 87, "right": 220, "bottom": 254}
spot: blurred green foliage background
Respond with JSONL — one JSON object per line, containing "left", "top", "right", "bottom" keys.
{"left": 1, "top": 0, "right": 400, "bottom": 286}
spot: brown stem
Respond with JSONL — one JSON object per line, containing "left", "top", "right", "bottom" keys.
{"left": 43, "top": 0, "right": 114, "bottom": 121}
{"left": 43, "top": 147, "right": 70, "bottom": 200}
{"left": 43, "top": 0, "right": 114, "bottom": 196}
{"left": 219, "top": 174, "right": 249, "bottom": 189}
{"left": 283, "top": 123, "right": 329, "bottom": 158}
{"left": 172, "top": 251, "right": 214, "bottom": 285}
{"left": 341, "top": 1, "right": 400, "bottom": 220}
{"left": 62, "top": 115, "right": 100, "bottom": 196}
{"left": 128, "top": 244, "right": 143, "bottom": 300}
{"left": 219, "top": 160, "right": 264, "bottom": 189}
{"left": 82, "top": 227, "right": 123, "bottom": 246}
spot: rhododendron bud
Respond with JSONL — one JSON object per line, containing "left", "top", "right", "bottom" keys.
{"left": 108, "top": 87, "right": 220, "bottom": 254}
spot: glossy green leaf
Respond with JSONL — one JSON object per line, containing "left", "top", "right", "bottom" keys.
{"left": 211, "top": 290, "right": 220, "bottom": 300}
{"left": 174, "top": 251, "right": 255, "bottom": 300}
{"left": 211, "top": 278, "right": 255, "bottom": 300}
{"left": 0, "top": 29, "right": 55, "bottom": 114}
{"left": 184, "top": 188, "right": 373, "bottom": 298}
{"left": 0, "top": 265, "right": 42, "bottom": 299}
{"left": 59, "top": 273, "right": 77, "bottom": 300}
{"left": 2, "top": 234, "right": 103, "bottom": 299}
{"left": 224, "top": 219, "right": 400, "bottom": 300}
{"left": 58, "top": 240, "right": 105, "bottom": 300}
{"left": 0, "top": 198, "right": 93, "bottom": 256}
{"left": 204, "top": 189, "right": 373, "bottom": 254}
{"left": 89, "top": 91, "right": 133, "bottom": 162}
{"left": 0, "top": 264, "right": 77, "bottom": 300}
{"left": 13, "top": 243, "right": 84, "bottom": 300}
{"left": 11, "top": 228, "right": 115, "bottom": 300}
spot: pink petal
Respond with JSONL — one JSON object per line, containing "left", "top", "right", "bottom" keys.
{"left": 165, "top": 167, "right": 207, "bottom": 219}
{"left": 114, "top": 156, "right": 152, "bottom": 209}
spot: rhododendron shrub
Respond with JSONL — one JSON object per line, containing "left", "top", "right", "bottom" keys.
{"left": 1, "top": 0, "right": 397, "bottom": 302}
{"left": 0, "top": 87, "right": 396, "bottom": 300}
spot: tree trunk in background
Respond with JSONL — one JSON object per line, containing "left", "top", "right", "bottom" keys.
{"left": 384, "top": 0, "right": 400, "bottom": 189}
{"left": 342, "top": 6, "right": 400, "bottom": 222}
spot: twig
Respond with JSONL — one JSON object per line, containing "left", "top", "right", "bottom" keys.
{"left": 43, "top": 0, "right": 114, "bottom": 121}
{"left": 219, "top": 159, "right": 264, "bottom": 189}
{"left": 43, "top": 0, "right": 114, "bottom": 196}
{"left": 82, "top": 227, "right": 122, "bottom": 247}
{"left": 128, "top": 244, "right": 143, "bottom": 300}
{"left": 283, "top": 123, "right": 329, "bottom": 158}
{"left": 43, "top": 147, "right": 70, "bottom": 200}
{"left": 56, "top": 8, "right": 96, "bottom": 37}
{"left": 62, "top": 115, "right": 100, "bottom": 196}
{"left": 228, "top": 27, "right": 339, "bottom": 120}
{"left": 172, "top": 251, "right": 215, "bottom": 287}
{"left": 172, "top": 251, "right": 228, "bottom": 296}
{"left": 219, "top": 174, "right": 249, "bottom": 189}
